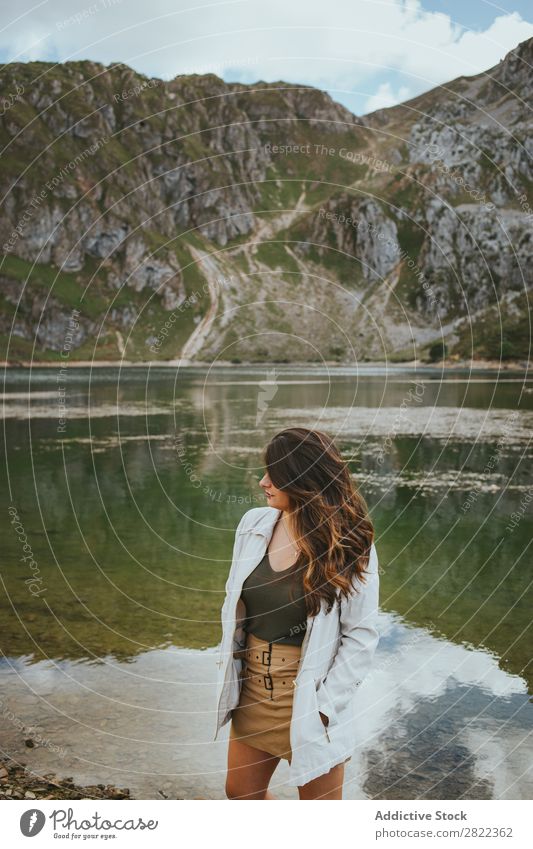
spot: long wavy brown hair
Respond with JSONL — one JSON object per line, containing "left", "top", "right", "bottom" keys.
{"left": 264, "top": 427, "right": 374, "bottom": 616}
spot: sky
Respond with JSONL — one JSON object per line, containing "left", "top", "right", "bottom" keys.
{"left": 1, "top": 0, "right": 532, "bottom": 115}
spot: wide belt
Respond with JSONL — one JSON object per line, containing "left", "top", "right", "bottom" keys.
{"left": 245, "top": 672, "right": 294, "bottom": 690}
{"left": 234, "top": 639, "right": 300, "bottom": 694}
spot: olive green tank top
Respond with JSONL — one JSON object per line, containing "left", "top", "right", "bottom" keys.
{"left": 240, "top": 552, "right": 308, "bottom": 646}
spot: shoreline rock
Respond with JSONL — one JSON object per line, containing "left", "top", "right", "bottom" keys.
{"left": 0, "top": 755, "right": 131, "bottom": 801}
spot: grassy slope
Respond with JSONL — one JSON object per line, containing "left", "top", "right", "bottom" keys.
{"left": 1, "top": 54, "right": 531, "bottom": 362}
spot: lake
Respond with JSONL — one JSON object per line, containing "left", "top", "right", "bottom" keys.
{"left": 1, "top": 364, "right": 532, "bottom": 799}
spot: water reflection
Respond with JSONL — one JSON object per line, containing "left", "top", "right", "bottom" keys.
{"left": 0, "top": 612, "right": 530, "bottom": 799}
{"left": 1, "top": 366, "right": 531, "bottom": 796}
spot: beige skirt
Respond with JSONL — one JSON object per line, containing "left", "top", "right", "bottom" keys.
{"left": 229, "top": 633, "right": 301, "bottom": 761}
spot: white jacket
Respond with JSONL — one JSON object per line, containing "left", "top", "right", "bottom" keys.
{"left": 213, "top": 506, "right": 380, "bottom": 786}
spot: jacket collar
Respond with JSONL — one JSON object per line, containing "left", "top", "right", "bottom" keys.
{"left": 246, "top": 507, "right": 282, "bottom": 540}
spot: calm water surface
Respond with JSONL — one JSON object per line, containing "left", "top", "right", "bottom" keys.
{"left": 1, "top": 365, "right": 532, "bottom": 799}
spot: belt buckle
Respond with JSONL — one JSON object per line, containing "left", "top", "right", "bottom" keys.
{"left": 263, "top": 673, "right": 273, "bottom": 691}
{"left": 262, "top": 650, "right": 272, "bottom": 666}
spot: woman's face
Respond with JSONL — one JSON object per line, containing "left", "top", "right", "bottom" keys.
{"left": 259, "top": 471, "right": 291, "bottom": 511}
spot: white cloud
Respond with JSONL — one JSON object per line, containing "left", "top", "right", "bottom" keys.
{"left": 364, "top": 82, "right": 411, "bottom": 112}
{"left": 0, "top": 1, "right": 532, "bottom": 113}
{"left": 398, "top": 11, "right": 533, "bottom": 80}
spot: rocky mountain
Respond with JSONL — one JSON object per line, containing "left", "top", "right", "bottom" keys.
{"left": 0, "top": 38, "right": 531, "bottom": 364}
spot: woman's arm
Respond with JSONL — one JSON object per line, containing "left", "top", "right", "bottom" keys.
{"left": 315, "top": 543, "right": 380, "bottom": 726}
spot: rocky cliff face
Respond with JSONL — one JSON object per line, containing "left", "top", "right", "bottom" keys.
{"left": 0, "top": 39, "right": 531, "bottom": 363}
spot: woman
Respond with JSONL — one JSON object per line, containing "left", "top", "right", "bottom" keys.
{"left": 214, "top": 427, "right": 380, "bottom": 800}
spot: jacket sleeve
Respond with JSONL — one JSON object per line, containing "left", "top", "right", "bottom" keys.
{"left": 315, "top": 542, "right": 380, "bottom": 726}
{"left": 219, "top": 512, "right": 248, "bottom": 655}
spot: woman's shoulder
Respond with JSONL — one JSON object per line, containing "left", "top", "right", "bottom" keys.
{"left": 367, "top": 541, "right": 379, "bottom": 574}
{"left": 236, "top": 506, "right": 277, "bottom": 534}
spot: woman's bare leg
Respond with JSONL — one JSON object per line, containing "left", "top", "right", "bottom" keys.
{"left": 298, "top": 762, "right": 345, "bottom": 800}
{"left": 226, "top": 738, "right": 281, "bottom": 799}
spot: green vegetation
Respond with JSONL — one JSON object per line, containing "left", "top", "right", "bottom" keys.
{"left": 428, "top": 340, "right": 448, "bottom": 362}
{"left": 1, "top": 56, "right": 530, "bottom": 365}
{"left": 396, "top": 218, "right": 425, "bottom": 259}
{"left": 0, "top": 254, "right": 107, "bottom": 318}
{"left": 255, "top": 241, "right": 300, "bottom": 274}
{"left": 452, "top": 292, "right": 532, "bottom": 360}
{"left": 255, "top": 174, "right": 303, "bottom": 210}
{"left": 0, "top": 236, "right": 211, "bottom": 361}
{"left": 388, "top": 173, "right": 423, "bottom": 212}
